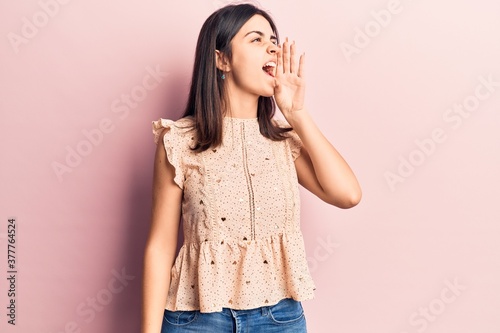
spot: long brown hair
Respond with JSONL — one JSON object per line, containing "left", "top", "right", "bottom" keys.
{"left": 182, "top": 3, "right": 292, "bottom": 152}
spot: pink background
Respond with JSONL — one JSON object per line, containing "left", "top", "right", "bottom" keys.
{"left": 1, "top": 0, "right": 500, "bottom": 332}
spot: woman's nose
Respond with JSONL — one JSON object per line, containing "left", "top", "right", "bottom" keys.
{"left": 268, "top": 42, "right": 279, "bottom": 54}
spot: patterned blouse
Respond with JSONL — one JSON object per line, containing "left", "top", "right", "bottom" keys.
{"left": 152, "top": 116, "right": 315, "bottom": 313}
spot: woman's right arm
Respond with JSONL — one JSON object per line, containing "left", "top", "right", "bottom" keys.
{"left": 141, "top": 128, "right": 183, "bottom": 333}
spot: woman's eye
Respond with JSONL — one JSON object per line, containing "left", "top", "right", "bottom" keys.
{"left": 251, "top": 37, "right": 277, "bottom": 45}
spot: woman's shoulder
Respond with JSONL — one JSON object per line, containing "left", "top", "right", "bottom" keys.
{"left": 271, "top": 117, "right": 303, "bottom": 160}
{"left": 153, "top": 115, "right": 194, "bottom": 129}
{"left": 152, "top": 116, "right": 195, "bottom": 144}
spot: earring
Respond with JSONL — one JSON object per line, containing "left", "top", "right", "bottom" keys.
{"left": 221, "top": 73, "right": 226, "bottom": 80}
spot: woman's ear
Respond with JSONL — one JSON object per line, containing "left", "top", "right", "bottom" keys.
{"left": 215, "top": 50, "right": 231, "bottom": 72}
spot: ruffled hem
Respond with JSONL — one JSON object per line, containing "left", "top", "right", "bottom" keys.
{"left": 152, "top": 118, "right": 185, "bottom": 189}
{"left": 165, "top": 232, "right": 316, "bottom": 313}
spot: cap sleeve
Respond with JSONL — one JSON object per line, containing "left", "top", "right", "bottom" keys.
{"left": 152, "top": 118, "right": 184, "bottom": 189}
{"left": 274, "top": 118, "right": 303, "bottom": 161}
{"left": 288, "top": 128, "right": 303, "bottom": 161}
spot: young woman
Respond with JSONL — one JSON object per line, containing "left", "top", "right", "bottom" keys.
{"left": 142, "top": 4, "right": 361, "bottom": 333}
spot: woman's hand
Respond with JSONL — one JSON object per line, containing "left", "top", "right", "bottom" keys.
{"left": 273, "top": 40, "right": 362, "bottom": 208}
{"left": 274, "top": 37, "right": 306, "bottom": 124}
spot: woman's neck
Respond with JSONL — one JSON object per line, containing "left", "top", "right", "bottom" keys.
{"left": 224, "top": 84, "right": 259, "bottom": 119}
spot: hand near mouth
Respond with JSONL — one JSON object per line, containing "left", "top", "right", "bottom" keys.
{"left": 274, "top": 37, "right": 306, "bottom": 122}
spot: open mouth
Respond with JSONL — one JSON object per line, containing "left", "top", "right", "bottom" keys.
{"left": 262, "top": 61, "right": 276, "bottom": 77}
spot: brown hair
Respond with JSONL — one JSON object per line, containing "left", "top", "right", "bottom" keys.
{"left": 181, "top": 3, "right": 292, "bottom": 152}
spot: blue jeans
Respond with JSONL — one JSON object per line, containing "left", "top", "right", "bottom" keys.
{"left": 161, "top": 298, "right": 307, "bottom": 333}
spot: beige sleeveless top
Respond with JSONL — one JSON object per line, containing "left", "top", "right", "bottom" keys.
{"left": 152, "top": 116, "right": 315, "bottom": 313}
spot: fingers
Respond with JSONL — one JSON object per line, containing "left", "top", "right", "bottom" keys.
{"left": 276, "top": 46, "right": 283, "bottom": 76}
{"left": 282, "top": 37, "right": 290, "bottom": 74}
{"left": 290, "top": 40, "right": 297, "bottom": 73}
{"left": 278, "top": 38, "right": 304, "bottom": 76}
{"left": 297, "top": 52, "right": 305, "bottom": 78}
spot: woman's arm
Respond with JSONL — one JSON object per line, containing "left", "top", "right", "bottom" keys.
{"left": 290, "top": 111, "right": 362, "bottom": 208}
{"left": 273, "top": 39, "right": 361, "bottom": 208}
{"left": 141, "top": 129, "right": 183, "bottom": 333}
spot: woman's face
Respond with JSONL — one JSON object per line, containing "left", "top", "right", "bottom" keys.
{"left": 221, "top": 14, "right": 279, "bottom": 98}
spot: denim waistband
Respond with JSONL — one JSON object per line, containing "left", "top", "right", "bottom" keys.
{"left": 219, "top": 305, "right": 270, "bottom": 317}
